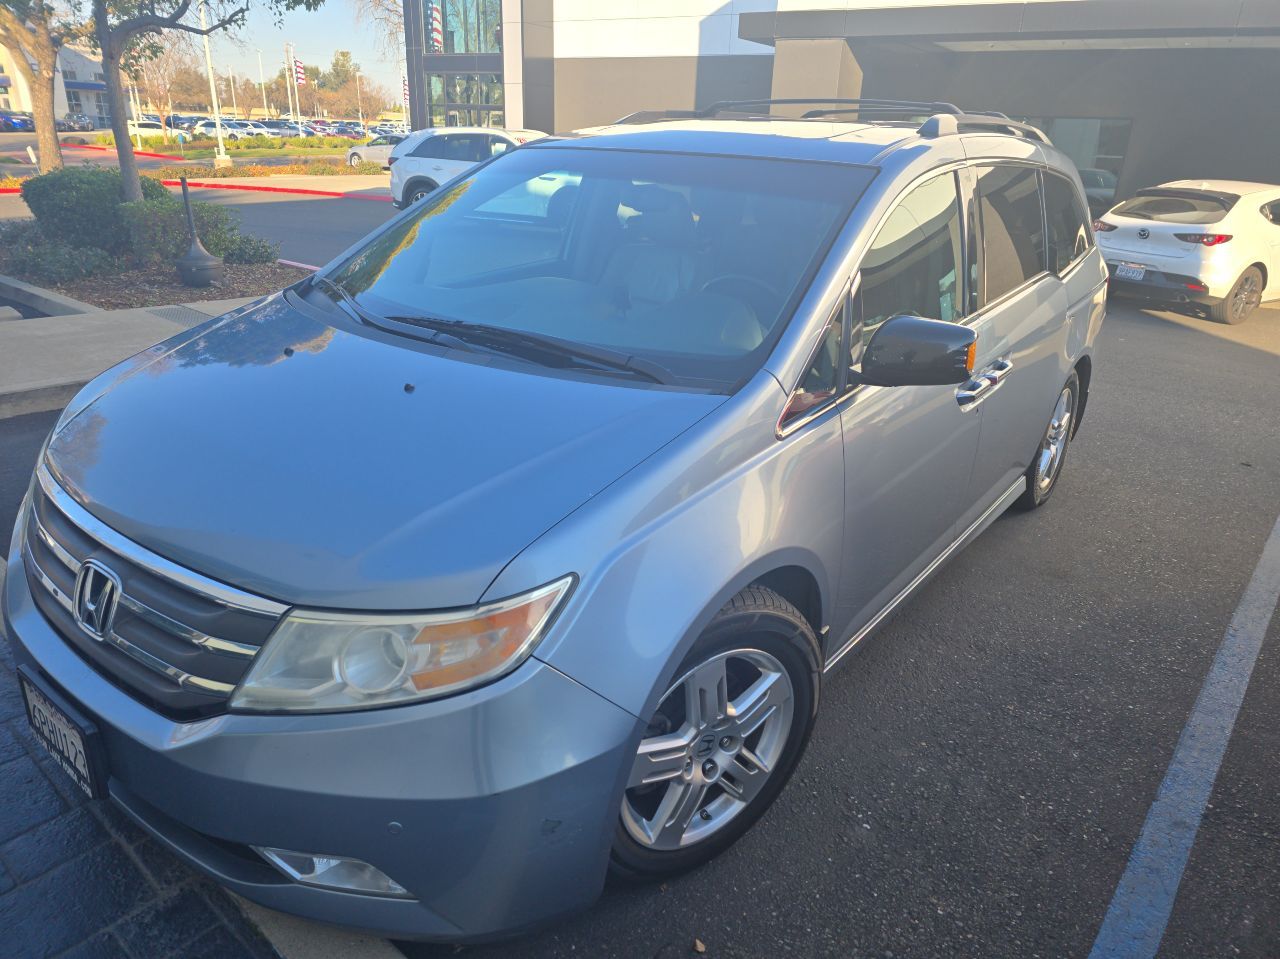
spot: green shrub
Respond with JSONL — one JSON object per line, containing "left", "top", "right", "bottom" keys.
{"left": 21, "top": 168, "right": 167, "bottom": 251}
{"left": 5, "top": 232, "right": 114, "bottom": 284}
{"left": 120, "top": 196, "right": 244, "bottom": 265}
{"left": 223, "top": 233, "right": 279, "bottom": 264}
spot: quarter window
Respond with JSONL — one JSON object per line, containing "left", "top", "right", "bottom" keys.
{"left": 857, "top": 172, "right": 965, "bottom": 354}
{"left": 976, "top": 165, "right": 1046, "bottom": 304}
{"left": 1043, "top": 172, "right": 1094, "bottom": 275}
{"left": 782, "top": 307, "right": 845, "bottom": 428}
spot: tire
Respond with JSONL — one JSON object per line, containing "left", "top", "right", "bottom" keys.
{"left": 1209, "top": 266, "right": 1263, "bottom": 325}
{"left": 610, "top": 586, "right": 821, "bottom": 881}
{"left": 348, "top": 153, "right": 362, "bottom": 167}
{"left": 408, "top": 181, "right": 436, "bottom": 204}
{"left": 1015, "top": 371, "right": 1080, "bottom": 511}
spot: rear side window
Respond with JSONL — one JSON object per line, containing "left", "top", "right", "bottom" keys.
{"left": 1043, "top": 172, "right": 1094, "bottom": 274}
{"left": 976, "top": 165, "right": 1045, "bottom": 304}
{"left": 858, "top": 172, "right": 965, "bottom": 351}
{"left": 1111, "top": 191, "right": 1235, "bottom": 224}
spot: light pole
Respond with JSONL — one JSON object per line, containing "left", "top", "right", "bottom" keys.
{"left": 227, "top": 68, "right": 238, "bottom": 119}
{"left": 355, "top": 71, "right": 364, "bottom": 128}
{"left": 198, "top": 0, "right": 229, "bottom": 167}
{"left": 256, "top": 49, "right": 269, "bottom": 118}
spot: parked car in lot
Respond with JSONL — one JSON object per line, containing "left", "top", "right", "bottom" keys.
{"left": 127, "top": 119, "right": 189, "bottom": 142}
{"left": 346, "top": 133, "right": 403, "bottom": 167}
{"left": 4, "top": 99, "right": 1105, "bottom": 943}
{"left": 1096, "top": 179, "right": 1280, "bottom": 324}
{"left": 237, "top": 120, "right": 279, "bottom": 138}
{"left": 191, "top": 119, "right": 251, "bottom": 140}
{"left": 0, "top": 110, "right": 34, "bottom": 132}
{"left": 64, "top": 112, "right": 95, "bottom": 131}
{"left": 389, "top": 126, "right": 548, "bottom": 207}
{"left": 1078, "top": 167, "right": 1118, "bottom": 216}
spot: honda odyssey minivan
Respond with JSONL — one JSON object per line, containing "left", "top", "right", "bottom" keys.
{"left": 5, "top": 100, "right": 1106, "bottom": 941}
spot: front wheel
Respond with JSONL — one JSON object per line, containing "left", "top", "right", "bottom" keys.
{"left": 611, "top": 587, "right": 820, "bottom": 880}
{"left": 1209, "top": 266, "right": 1263, "bottom": 325}
{"left": 1015, "top": 371, "right": 1079, "bottom": 510}
{"left": 348, "top": 153, "right": 362, "bottom": 166}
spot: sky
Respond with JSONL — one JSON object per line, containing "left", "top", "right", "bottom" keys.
{"left": 206, "top": 5, "right": 404, "bottom": 101}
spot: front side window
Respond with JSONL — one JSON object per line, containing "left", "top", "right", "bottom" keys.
{"left": 326, "top": 147, "right": 874, "bottom": 391}
{"left": 1043, "top": 172, "right": 1094, "bottom": 274}
{"left": 976, "top": 164, "right": 1046, "bottom": 304}
{"left": 857, "top": 172, "right": 965, "bottom": 353}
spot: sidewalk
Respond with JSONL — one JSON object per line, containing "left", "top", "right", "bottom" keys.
{"left": 0, "top": 298, "right": 256, "bottom": 420}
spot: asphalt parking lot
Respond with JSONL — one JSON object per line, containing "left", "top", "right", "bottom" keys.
{"left": 1, "top": 300, "right": 1277, "bottom": 958}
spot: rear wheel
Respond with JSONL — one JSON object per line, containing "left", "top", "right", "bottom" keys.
{"left": 610, "top": 587, "right": 820, "bottom": 880}
{"left": 1210, "top": 266, "right": 1263, "bottom": 325}
{"left": 1015, "top": 371, "right": 1079, "bottom": 510}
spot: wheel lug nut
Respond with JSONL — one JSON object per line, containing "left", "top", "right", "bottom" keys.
{"left": 719, "top": 737, "right": 733, "bottom": 750}
{"left": 702, "top": 760, "right": 717, "bottom": 777}
{"left": 699, "top": 809, "right": 712, "bottom": 821}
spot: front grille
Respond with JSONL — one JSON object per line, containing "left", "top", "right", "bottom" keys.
{"left": 23, "top": 464, "right": 287, "bottom": 720}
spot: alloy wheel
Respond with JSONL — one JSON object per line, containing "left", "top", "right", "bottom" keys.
{"left": 1233, "top": 272, "right": 1261, "bottom": 322}
{"left": 622, "top": 649, "right": 794, "bottom": 851}
{"left": 1034, "top": 385, "right": 1075, "bottom": 494}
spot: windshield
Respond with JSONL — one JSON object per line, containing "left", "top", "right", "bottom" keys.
{"left": 1111, "top": 190, "right": 1236, "bottom": 224}
{"left": 327, "top": 146, "right": 873, "bottom": 390}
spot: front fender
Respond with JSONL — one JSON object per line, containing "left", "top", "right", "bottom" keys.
{"left": 486, "top": 371, "right": 845, "bottom": 722}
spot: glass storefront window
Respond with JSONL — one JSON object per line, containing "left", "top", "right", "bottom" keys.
{"left": 426, "top": 72, "right": 504, "bottom": 128}
{"left": 424, "top": 0, "right": 502, "bottom": 54}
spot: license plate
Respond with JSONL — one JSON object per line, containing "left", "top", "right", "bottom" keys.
{"left": 19, "top": 666, "right": 107, "bottom": 799}
{"left": 1115, "top": 263, "right": 1146, "bottom": 282}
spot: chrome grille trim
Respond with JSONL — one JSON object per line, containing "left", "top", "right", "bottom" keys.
{"left": 23, "top": 542, "right": 236, "bottom": 698}
{"left": 31, "top": 505, "right": 259, "bottom": 661}
{"left": 117, "top": 593, "right": 258, "bottom": 659}
{"left": 37, "top": 463, "right": 288, "bottom": 617}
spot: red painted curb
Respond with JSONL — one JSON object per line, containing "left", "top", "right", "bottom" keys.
{"left": 63, "top": 142, "right": 187, "bottom": 161}
{"left": 0, "top": 187, "right": 21, "bottom": 194}
{"left": 160, "top": 179, "right": 393, "bottom": 202}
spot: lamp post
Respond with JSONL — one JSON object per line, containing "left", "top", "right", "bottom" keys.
{"left": 256, "top": 49, "right": 269, "bottom": 118}
{"left": 227, "top": 68, "right": 238, "bottom": 119}
{"left": 355, "top": 71, "right": 364, "bottom": 128}
{"left": 198, "top": 0, "right": 230, "bottom": 167}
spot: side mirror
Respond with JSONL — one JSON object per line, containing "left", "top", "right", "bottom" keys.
{"left": 858, "top": 314, "right": 976, "bottom": 388}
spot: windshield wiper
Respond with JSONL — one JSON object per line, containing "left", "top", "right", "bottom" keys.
{"left": 309, "top": 276, "right": 484, "bottom": 355}
{"left": 383, "top": 315, "right": 674, "bottom": 385}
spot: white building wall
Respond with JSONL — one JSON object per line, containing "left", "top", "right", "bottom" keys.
{"left": 552, "top": 0, "right": 777, "bottom": 59}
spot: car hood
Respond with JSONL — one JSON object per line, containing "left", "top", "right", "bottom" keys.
{"left": 46, "top": 295, "right": 723, "bottom": 610}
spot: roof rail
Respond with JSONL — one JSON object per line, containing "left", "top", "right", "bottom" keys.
{"left": 919, "top": 113, "right": 1053, "bottom": 145}
{"left": 615, "top": 98, "right": 963, "bottom": 125}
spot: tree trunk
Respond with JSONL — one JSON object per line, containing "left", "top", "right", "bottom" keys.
{"left": 94, "top": 1, "right": 143, "bottom": 202}
{"left": 29, "top": 61, "right": 63, "bottom": 172}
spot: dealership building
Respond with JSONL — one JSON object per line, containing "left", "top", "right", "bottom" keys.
{"left": 404, "top": 0, "right": 1280, "bottom": 201}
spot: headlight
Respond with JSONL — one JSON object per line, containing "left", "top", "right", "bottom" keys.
{"left": 230, "top": 576, "right": 574, "bottom": 713}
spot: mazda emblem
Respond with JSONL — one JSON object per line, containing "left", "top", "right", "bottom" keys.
{"left": 1137, "top": 228, "right": 1150, "bottom": 239}
{"left": 74, "top": 560, "right": 121, "bottom": 640}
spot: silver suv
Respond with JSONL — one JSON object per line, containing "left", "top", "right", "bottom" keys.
{"left": 5, "top": 99, "right": 1106, "bottom": 941}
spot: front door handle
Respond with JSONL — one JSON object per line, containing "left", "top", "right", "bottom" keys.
{"left": 956, "top": 357, "right": 1014, "bottom": 410}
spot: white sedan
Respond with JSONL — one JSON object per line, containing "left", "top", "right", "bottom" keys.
{"left": 345, "top": 134, "right": 404, "bottom": 168}
{"left": 1096, "top": 179, "right": 1280, "bottom": 324}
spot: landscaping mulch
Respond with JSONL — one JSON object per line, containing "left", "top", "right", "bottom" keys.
{"left": 46, "top": 262, "right": 311, "bottom": 311}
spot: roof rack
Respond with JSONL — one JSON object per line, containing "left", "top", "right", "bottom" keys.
{"left": 612, "top": 97, "right": 1053, "bottom": 146}
{"left": 919, "top": 113, "right": 1052, "bottom": 145}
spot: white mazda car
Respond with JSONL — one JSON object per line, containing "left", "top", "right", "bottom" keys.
{"left": 1096, "top": 179, "right": 1280, "bottom": 324}
{"left": 388, "top": 126, "right": 546, "bottom": 208}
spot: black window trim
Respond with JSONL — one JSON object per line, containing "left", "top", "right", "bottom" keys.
{"left": 776, "top": 276, "right": 855, "bottom": 439}
{"left": 1041, "top": 168, "right": 1096, "bottom": 280}
{"left": 968, "top": 158, "right": 1053, "bottom": 319}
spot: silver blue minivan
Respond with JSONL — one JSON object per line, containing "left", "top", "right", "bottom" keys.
{"left": 5, "top": 100, "right": 1106, "bottom": 941}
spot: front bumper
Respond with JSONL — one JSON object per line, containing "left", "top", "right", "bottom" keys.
{"left": 3, "top": 539, "right": 639, "bottom": 941}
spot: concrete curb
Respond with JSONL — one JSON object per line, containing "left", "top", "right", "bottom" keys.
{"left": 235, "top": 899, "right": 403, "bottom": 959}
{"left": 0, "top": 273, "right": 96, "bottom": 317}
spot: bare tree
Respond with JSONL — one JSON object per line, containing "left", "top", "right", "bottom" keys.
{"left": 347, "top": 0, "right": 398, "bottom": 57}
{"left": 0, "top": 0, "right": 84, "bottom": 171}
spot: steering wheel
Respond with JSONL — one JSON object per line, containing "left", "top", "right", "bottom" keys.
{"left": 699, "top": 274, "right": 778, "bottom": 301}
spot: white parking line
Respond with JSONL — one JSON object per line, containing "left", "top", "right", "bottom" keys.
{"left": 1089, "top": 514, "right": 1280, "bottom": 958}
